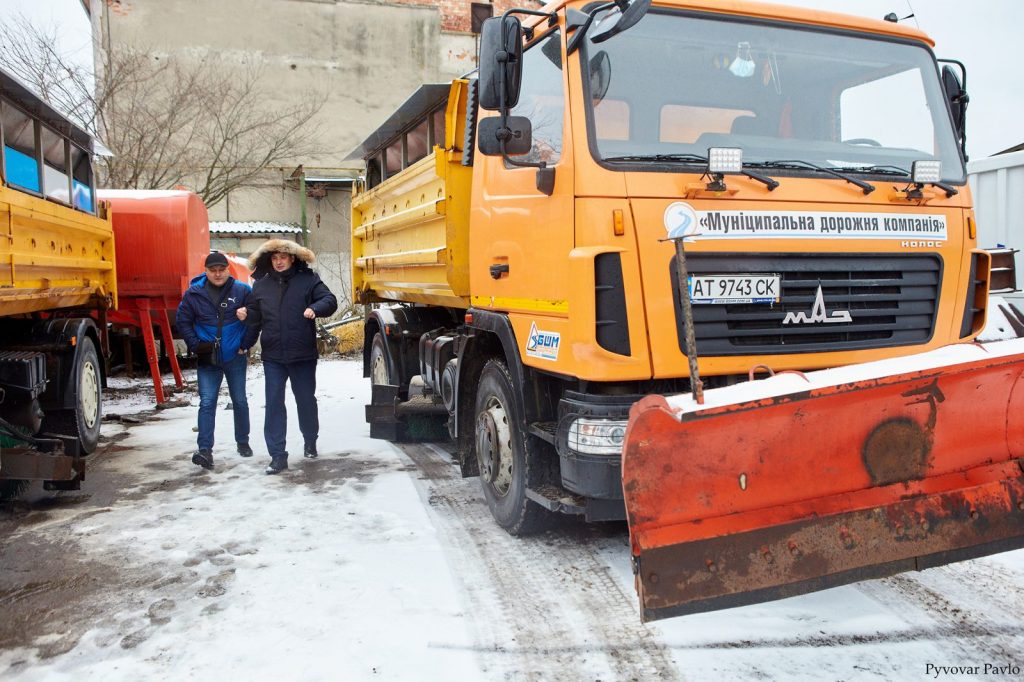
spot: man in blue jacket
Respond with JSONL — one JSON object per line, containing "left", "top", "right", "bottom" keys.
{"left": 238, "top": 239, "right": 337, "bottom": 474}
{"left": 177, "top": 252, "right": 260, "bottom": 470}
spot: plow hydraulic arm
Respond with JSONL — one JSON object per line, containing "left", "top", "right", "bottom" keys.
{"left": 622, "top": 340, "right": 1024, "bottom": 621}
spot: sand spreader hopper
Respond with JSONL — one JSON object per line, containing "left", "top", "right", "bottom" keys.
{"left": 622, "top": 339, "right": 1024, "bottom": 621}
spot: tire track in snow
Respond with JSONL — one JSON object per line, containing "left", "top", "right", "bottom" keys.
{"left": 399, "top": 443, "right": 679, "bottom": 681}
{"left": 922, "top": 559, "right": 1024, "bottom": 617}
{"left": 856, "top": 571, "right": 1024, "bottom": 664}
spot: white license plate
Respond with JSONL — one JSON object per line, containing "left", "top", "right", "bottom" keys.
{"left": 688, "top": 274, "right": 780, "bottom": 304}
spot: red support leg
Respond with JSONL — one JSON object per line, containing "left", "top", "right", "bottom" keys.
{"left": 138, "top": 302, "right": 166, "bottom": 405}
{"left": 158, "top": 307, "right": 184, "bottom": 388}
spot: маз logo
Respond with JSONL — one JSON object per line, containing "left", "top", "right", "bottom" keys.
{"left": 782, "top": 285, "right": 852, "bottom": 325}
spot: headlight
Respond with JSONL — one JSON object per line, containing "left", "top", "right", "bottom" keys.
{"left": 567, "top": 417, "right": 628, "bottom": 455}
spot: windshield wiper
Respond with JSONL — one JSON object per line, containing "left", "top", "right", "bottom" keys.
{"left": 836, "top": 164, "right": 959, "bottom": 197}
{"left": 603, "top": 153, "right": 709, "bottom": 164}
{"left": 604, "top": 153, "right": 779, "bottom": 190}
{"left": 835, "top": 164, "right": 911, "bottom": 177}
{"left": 749, "top": 159, "right": 875, "bottom": 195}
{"left": 741, "top": 169, "right": 779, "bottom": 191}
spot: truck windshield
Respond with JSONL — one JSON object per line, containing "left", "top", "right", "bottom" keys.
{"left": 583, "top": 11, "right": 965, "bottom": 183}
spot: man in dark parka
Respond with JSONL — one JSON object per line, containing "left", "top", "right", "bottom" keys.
{"left": 238, "top": 239, "right": 337, "bottom": 474}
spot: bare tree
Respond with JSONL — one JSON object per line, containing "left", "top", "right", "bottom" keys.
{"left": 0, "top": 14, "right": 326, "bottom": 208}
{"left": 0, "top": 15, "right": 96, "bottom": 130}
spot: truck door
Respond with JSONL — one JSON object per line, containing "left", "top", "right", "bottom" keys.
{"left": 470, "top": 28, "right": 574, "bottom": 320}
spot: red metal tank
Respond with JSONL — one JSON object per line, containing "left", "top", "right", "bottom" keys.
{"left": 97, "top": 189, "right": 210, "bottom": 300}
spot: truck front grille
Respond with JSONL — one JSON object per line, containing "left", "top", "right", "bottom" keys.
{"left": 670, "top": 253, "right": 942, "bottom": 355}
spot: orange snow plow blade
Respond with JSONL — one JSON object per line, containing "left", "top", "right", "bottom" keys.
{"left": 623, "top": 341, "right": 1024, "bottom": 621}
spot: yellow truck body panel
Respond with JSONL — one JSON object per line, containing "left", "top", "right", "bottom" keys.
{"left": 0, "top": 186, "right": 116, "bottom": 316}
{"left": 352, "top": 80, "right": 473, "bottom": 309}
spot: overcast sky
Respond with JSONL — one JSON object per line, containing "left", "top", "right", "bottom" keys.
{"left": 1, "top": 0, "right": 1020, "bottom": 159}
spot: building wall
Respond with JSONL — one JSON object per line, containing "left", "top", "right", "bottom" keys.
{"left": 95, "top": 0, "right": 517, "bottom": 310}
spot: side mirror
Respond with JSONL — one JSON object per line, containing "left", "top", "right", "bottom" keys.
{"left": 589, "top": 51, "right": 611, "bottom": 103}
{"left": 477, "top": 116, "right": 533, "bottom": 156}
{"left": 479, "top": 16, "right": 524, "bottom": 111}
{"left": 591, "top": 0, "right": 651, "bottom": 44}
{"left": 940, "top": 61, "right": 968, "bottom": 156}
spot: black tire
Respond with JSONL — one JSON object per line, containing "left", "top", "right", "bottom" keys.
{"left": 369, "top": 333, "right": 394, "bottom": 386}
{"left": 45, "top": 336, "right": 102, "bottom": 454}
{"left": 474, "top": 359, "right": 550, "bottom": 535}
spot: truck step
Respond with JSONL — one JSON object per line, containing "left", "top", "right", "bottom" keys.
{"left": 528, "top": 421, "right": 557, "bottom": 445}
{"left": 526, "top": 484, "right": 585, "bottom": 515}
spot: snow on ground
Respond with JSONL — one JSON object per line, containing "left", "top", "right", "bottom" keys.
{"left": 979, "top": 296, "right": 1023, "bottom": 343}
{"left": 1, "top": 360, "right": 478, "bottom": 680}
{"left": 1, "top": 358, "right": 1023, "bottom": 680}
{"left": 103, "top": 368, "right": 197, "bottom": 416}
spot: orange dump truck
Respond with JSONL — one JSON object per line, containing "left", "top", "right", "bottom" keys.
{"left": 350, "top": 0, "right": 1023, "bottom": 617}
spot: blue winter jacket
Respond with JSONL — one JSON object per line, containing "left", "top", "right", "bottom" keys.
{"left": 177, "top": 274, "right": 259, "bottom": 364}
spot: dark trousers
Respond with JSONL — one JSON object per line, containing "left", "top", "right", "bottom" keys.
{"left": 197, "top": 354, "right": 249, "bottom": 450}
{"left": 263, "top": 359, "right": 318, "bottom": 459}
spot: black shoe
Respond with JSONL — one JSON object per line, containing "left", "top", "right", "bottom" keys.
{"left": 237, "top": 442, "right": 254, "bottom": 458}
{"left": 265, "top": 456, "right": 288, "bottom": 475}
{"left": 303, "top": 443, "right": 318, "bottom": 459}
{"left": 192, "top": 448, "right": 214, "bottom": 470}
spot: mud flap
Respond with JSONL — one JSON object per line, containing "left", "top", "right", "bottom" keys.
{"left": 366, "top": 384, "right": 450, "bottom": 442}
{"left": 622, "top": 342, "right": 1024, "bottom": 621}
{"left": 366, "top": 384, "right": 403, "bottom": 441}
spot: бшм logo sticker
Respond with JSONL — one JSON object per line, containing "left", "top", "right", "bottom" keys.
{"left": 526, "top": 322, "right": 560, "bottom": 361}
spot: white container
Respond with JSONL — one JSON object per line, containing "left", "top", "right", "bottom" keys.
{"left": 968, "top": 150, "right": 1024, "bottom": 300}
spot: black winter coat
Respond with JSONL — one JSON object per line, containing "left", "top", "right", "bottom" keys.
{"left": 245, "top": 263, "right": 338, "bottom": 363}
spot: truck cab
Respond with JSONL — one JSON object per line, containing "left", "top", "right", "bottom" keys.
{"left": 471, "top": 0, "right": 982, "bottom": 383}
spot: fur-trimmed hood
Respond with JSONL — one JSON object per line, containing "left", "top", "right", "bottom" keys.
{"left": 248, "top": 239, "right": 316, "bottom": 277}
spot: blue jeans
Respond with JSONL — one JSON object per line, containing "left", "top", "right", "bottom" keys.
{"left": 197, "top": 354, "right": 250, "bottom": 450}
{"left": 263, "top": 359, "right": 318, "bottom": 459}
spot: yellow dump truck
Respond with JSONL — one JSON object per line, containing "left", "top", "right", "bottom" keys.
{"left": 1, "top": 68, "right": 115, "bottom": 494}
{"left": 350, "top": 0, "right": 1021, "bottom": 616}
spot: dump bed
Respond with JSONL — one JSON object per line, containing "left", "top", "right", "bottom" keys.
{"left": 0, "top": 185, "right": 117, "bottom": 317}
{"left": 351, "top": 80, "right": 472, "bottom": 309}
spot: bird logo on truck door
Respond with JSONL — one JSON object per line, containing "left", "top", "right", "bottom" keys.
{"left": 782, "top": 285, "right": 852, "bottom": 324}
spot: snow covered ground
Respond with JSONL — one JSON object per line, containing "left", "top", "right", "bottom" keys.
{"left": 1, "top": 358, "right": 1023, "bottom": 680}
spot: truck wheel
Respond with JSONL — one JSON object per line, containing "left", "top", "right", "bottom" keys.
{"left": 370, "top": 333, "right": 393, "bottom": 386}
{"left": 474, "top": 359, "right": 549, "bottom": 535}
{"left": 46, "top": 336, "right": 102, "bottom": 454}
